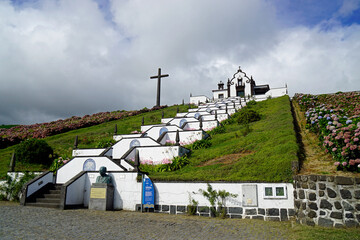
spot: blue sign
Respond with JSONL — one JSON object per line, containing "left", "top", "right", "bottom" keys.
{"left": 142, "top": 176, "right": 154, "bottom": 208}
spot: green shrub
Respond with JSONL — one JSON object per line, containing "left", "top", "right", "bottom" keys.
{"left": 0, "top": 172, "right": 36, "bottom": 201}
{"left": 96, "top": 138, "right": 116, "bottom": 148}
{"left": 15, "top": 138, "right": 53, "bottom": 166}
{"left": 246, "top": 100, "right": 257, "bottom": 107}
{"left": 209, "top": 125, "right": 225, "bottom": 135}
{"left": 198, "top": 183, "right": 238, "bottom": 218}
{"left": 188, "top": 139, "right": 212, "bottom": 150}
{"left": 237, "top": 109, "right": 261, "bottom": 124}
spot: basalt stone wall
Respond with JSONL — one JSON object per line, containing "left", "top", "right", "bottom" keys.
{"left": 294, "top": 175, "right": 360, "bottom": 228}
{"left": 135, "top": 204, "right": 295, "bottom": 221}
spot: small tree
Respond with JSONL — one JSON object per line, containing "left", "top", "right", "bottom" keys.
{"left": 198, "top": 183, "right": 237, "bottom": 218}
{"left": 15, "top": 138, "right": 53, "bottom": 166}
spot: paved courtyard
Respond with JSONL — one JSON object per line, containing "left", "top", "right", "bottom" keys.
{"left": 0, "top": 202, "right": 291, "bottom": 240}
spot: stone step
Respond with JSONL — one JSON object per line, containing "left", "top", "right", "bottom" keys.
{"left": 49, "top": 189, "right": 61, "bottom": 194}
{"left": 42, "top": 193, "right": 60, "bottom": 199}
{"left": 26, "top": 202, "right": 60, "bottom": 209}
{"left": 36, "top": 198, "right": 60, "bottom": 204}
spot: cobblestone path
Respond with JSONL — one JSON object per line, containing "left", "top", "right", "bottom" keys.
{"left": 0, "top": 203, "right": 291, "bottom": 240}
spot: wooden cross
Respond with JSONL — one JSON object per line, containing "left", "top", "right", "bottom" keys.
{"left": 150, "top": 68, "right": 169, "bottom": 107}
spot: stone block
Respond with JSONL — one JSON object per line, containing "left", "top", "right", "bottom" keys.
{"left": 309, "top": 175, "right": 317, "bottom": 182}
{"left": 257, "top": 208, "right": 265, "bottom": 215}
{"left": 356, "top": 204, "right": 360, "bottom": 211}
{"left": 301, "top": 175, "right": 308, "bottom": 181}
{"left": 301, "top": 183, "right": 309, "bottom": 189}
{"left": 327, "top": 188, "right": 337, "bottom": 198}
{"left": 309, "top": 192, "right": 317, "bottom": 201}
{"left": 170, "top": 205, "right": 176, "bottom": 214}
{"left": 266, "top": 208, "right": 279, "bottom": 216}
{"left": 308, "top": 211, "right": 317, "bottom": 218}
{"left": 280, "top": 209, "right": 288, "bottom": 221}
{"left": 266, "top": 217, "right": 280, "bottom": 221}
{"left": 334, "top": 223, "right": 344, "bottom": 228}
{"left": 334, "top": 201, "right": 342, "bottom": 210}
{"left": 200, "top": 213, "right": 210, "bottom": 217}
{"left": 327, "top": 176, "right": 334, "bottom": 182}
{"left": 318, "top": 175, "right": 327, "bottom": 181}
{"left": 308, "top": 202, "right": 318, "bottom": 210}
{"left": 318, "top": 218, "right": 334, "bottom": 227}
{"left": 340, "top": 189, "right": 352, "bottom": 199}
{"left": 342, "top": 201, "right": 354, "bottom": 211}
{"left": 252, "top": 216, "right": 264, "bottom": 220}
{"left": 306, "top": 219, "right": 315, "bottom": 226}
{"left": 354, "top": 190, "right": 360, "bottom": 199}
{"left": 176, "top": 205, "right": 186, "bottom": 212}
{"left": 345, "top": 213, "right": 354, "bottom": 219}
{"left": 301, "top": 202, "right": 306, "bottom": 210}
{"left": 319, "top": 191, "right": 325, "bottom": 197}
{"left": 162, "top": 205, "right": 169, "bottom": 212}
{"left": 228, "top": 207, "right": 243, "bottom": 214}
{"left": 320, "top": 199, "right": 333, "bottom": 210}
{"left": 335, "top": 176, "right": 354, "bottom": 185}
{"left": 230, "top": 214, "right": 242, "bottom": 219}
{"left": 318, "top": 183, "right": 326, "bottom": 190}
{"left": 299, "top": 189, "right": 305, "bottom": 199}
{"left": 330, "top": 211, "right": 343, "bottom": 219}
{"left": 198, "top": 206, "right": 209, "bottom": 213}
{"left": 345, "top": 220, "right": 359, "bottom": 228}
{"left": 245, "top": 208, "right": 257, "bottom": 215}
{"left": 288, "top": 209, "right": 295, "bottom": 217}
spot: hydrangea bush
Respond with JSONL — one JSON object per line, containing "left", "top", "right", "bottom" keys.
{"left": 294, "top": 92, "right": 360, "bottom": 172}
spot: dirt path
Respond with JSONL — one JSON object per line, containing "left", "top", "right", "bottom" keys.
{"left": 292, "top": 101, "right": 360, "bottom": 177}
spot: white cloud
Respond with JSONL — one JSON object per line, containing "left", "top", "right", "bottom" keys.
{"left": 0, "top": 0, "right": 359, "bottom": 124}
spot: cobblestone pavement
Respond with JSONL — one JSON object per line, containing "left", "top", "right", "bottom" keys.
{"left": 0, "top": 202, "right": 291, "bottom": 240}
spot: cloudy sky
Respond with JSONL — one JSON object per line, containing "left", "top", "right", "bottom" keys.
{"left": 1, "top": 0, "right": 360, "bottom": 125}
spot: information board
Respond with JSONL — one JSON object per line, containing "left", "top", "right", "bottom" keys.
{"left": 142, "top": 176, "right": 155, "bottom": 208}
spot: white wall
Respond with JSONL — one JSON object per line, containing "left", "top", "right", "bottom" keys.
{"left": 154, "top": 182, "right": 294, "bottom": 209}
{"left": 112, "top": 137, "right": 160, "bottom": 159}
{"left": 124, "top": 146, "right": 184, "bottom": 165}
{"left": 143, "top": 125, "right": 183, "bottom": 140}
{"left": 56, "top": 157, "right": 123, "bottom": 184}
{"left": 159, "top": 130, "right": 203, "bottom": 146}
{"left": 65, "top": 173, "right": 86, "bottom": 205}
{"left": 113, "top": 134, "right": 142, "bottom": 141}
{"left": 72, "top": 149, "right": 106, "bottom": 157}
{"left": 83, "top": 172, "right": 141, "bottom": 210}
{"left": 190, "top": 95, "right": 210, "bottom": 105}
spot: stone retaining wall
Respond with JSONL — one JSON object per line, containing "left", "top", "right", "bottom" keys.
{"left": 294, "top": 175, "right": 360, "bottom": 227}
{"left": 136, "top": 204, "right": 295, "bottom": 221}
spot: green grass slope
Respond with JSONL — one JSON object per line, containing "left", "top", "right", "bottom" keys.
{"left": 1, "top": 96, "right": 298, "bottom": 183}
{"left": 149, "top": 96, "right": 298, "bottom": 182}
{"left": 0, "top": 105, "right": 189, "bottom": 179}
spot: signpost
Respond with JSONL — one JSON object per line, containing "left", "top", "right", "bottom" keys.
{"left": 142, "top": 175, "right": 155, "bottom": 210}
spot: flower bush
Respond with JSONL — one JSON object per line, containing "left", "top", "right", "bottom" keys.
{"left": 294, "top": 92, "right": 360, "bottom": 172}
{"left": 0, "top": 106, "right": 166, "bottom": 149}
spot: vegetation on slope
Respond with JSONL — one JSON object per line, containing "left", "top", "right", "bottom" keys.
{"left": 149, "top": 96, "right": 298, "bottom": 182}
{"left": 0, "top": 105, "right": 190, "bottom": 179}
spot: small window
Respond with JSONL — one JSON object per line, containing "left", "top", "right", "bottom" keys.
{"left": 263, "top": 185, "right": 287, "bottom": 199}
{"left": 264, "top": 187, "right": 273, "bottom": 197}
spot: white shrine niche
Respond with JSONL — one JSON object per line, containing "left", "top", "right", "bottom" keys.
{"left": 242, "top": 185, "right": 258, "bottom": 207}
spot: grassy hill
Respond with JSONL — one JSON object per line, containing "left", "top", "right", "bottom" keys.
{"left": 0, "top": 105, "right": 189, "bottom": 179}
{"left": 149, "top": 96, "right": 298, "bottom": 182}
{"left": 0, "top": 96, "right": 299, "bottom": 182}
